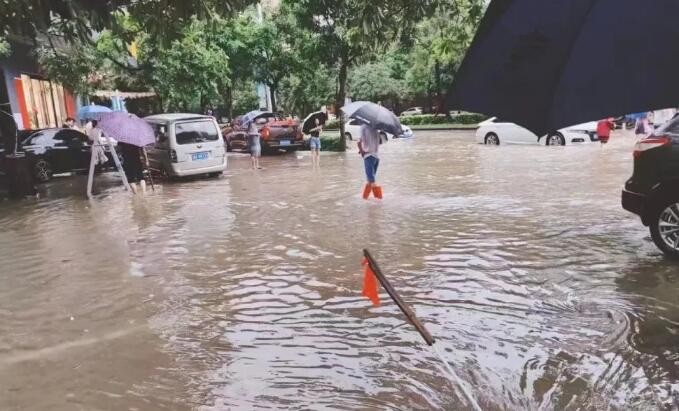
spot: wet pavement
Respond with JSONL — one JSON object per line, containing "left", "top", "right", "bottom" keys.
{"left": 1, "top": 130, "right": 678, "bottom": 410}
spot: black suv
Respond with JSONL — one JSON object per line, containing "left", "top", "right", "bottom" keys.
{"left": 622, "top": 117, "right": 679, "bottom": 258}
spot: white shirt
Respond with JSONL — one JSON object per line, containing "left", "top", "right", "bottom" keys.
{"left": 359, "top": 125, "right": 380, "bottom": 159}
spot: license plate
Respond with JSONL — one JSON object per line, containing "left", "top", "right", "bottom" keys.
{"left": 280, "top": 140, "right": 290, "bottom": 146}
{"left": 192, "top": 152, "right": 209, "bottom": 161}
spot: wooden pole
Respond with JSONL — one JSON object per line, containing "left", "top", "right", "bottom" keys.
{"left": 363, "top": 249, "right": 435, "bottom": 346}
{"left": 142, "top": 147, "right": 155, "bottom": 191}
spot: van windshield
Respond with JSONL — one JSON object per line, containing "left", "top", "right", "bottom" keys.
{"left": 175, "top": 120, "right": 219, "bottom": 145}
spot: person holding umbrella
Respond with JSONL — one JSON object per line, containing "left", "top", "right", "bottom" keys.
{"left": 357, "top": 119, "right": 383, "bottom": 199}
{"left": 247, "top": 119, "right": 262, "bottom": 170}
{"left": 309, "top": 117, "right": 323, "bottom": 167}
{"left": 342, "top": 102, "right": 402, "bottom": 200}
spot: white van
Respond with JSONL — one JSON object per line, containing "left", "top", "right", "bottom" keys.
{"left": 144, "top": 114, "right": 226, "bottom": 177}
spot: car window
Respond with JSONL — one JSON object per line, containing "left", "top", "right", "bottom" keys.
{"left": 24, "top": 129, "right": 59, "bottom": 146}
{"left": 56, "top": 130, "right": 87, "bottom": 145}
{"left": 174, "top": 120, "right": 219, "bottom": 145}
{"left": 657, "top": 116, "right": 679, "bottom": 135}
{"left": 149, "top": 122, "right": 169, "bottom": 144}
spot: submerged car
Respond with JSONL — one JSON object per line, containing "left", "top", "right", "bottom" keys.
{"left": 11, "top": 128, "right": 118, "bottom": 182}
{"left": 222, "top": 111, "right": 303, "bottom": 153}
{"left": 622, "top": 116, "right": 679, "bottom": 258}
{"left": 343, "top": 119, "right": 413, "bottom": 143}
{"left": 476, "top": 118, "right": 598, "bottom": 145}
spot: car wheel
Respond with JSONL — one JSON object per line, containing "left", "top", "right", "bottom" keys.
{"left": 344, "top": 132, "right": 352, "bottom": 141}
{"left": 34, "top": 159, "right": 53, "bottom": 182}
{"left": 379, "top": 132, "right": 388, "bottom": 144}
{"left": 546, "top": 133, "right": 565, "bottom": 146}
{"left": 650, "top": 198, "right": 679, "bottom": 259}
{"left": 485, "top": 133, "right": 500, "bottom": 145}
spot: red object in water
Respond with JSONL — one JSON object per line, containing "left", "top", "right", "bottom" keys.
{"left": 362, "top": 258, "right": 380, "bottom": 306}
{"left": 597, "top": 118, "right": 615, "bottom": 141}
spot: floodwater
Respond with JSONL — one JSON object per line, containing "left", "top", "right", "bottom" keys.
{"left": 1, "top": 130, "right": 678, "bottom": 411}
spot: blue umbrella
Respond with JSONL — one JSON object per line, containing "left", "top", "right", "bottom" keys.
{"left": 77, "top": 104, "right": 112, "bottom": 121}
{"left": 448, "top": 0, "right": 679, "bottom": 136}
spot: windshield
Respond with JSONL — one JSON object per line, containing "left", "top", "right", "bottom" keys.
{"left": 656, "top": 116, "right": 679, "bottom": 135}
{"left": 174, "top": 120, "right": 219, "bottom": 145}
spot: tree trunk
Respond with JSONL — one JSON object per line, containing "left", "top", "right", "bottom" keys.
{"left": 224, "top": 87, "right": 233, "bottom": 121}
{"left": 336, "top": 58, "right": 348, "bottom": 152}
{"left": 434, "top": 60, "right": 443, "bottom": 116}
{"left": 270, "top": 82, "right": 278, "bottom": 113}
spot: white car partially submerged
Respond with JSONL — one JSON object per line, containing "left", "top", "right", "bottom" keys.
{"left": 476, "top": 118, "right": 598, "bottom": 146}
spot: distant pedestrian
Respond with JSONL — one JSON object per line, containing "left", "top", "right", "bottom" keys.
{"left": 85, "top": 120, "right": 109, "bottom": 166}
{"left": 596, "top": 117, "right": 615, "bottom": 144}
{"left": 247, "top": 120, "right": 261, "bottom": 169}
{"left": 357, "top": 120, "right": 382, "bottom": 200}
{"left": 309, "top": 117, "right": 322, "bottom": 167}
{"left": 62, "top": 117, "right": 77, "bottom": 129}
{"left": 119, "top": 142, "right": 147, "bottom": 194}
{"left": 635, "top": 114, "right": 653, "bottom": 137}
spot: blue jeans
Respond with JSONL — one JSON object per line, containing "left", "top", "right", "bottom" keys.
{"left": 363, "top": 156, "right": 379, "bottom": 183}
{"left": 309, "top": 137, "right": 321, "bottom": 150}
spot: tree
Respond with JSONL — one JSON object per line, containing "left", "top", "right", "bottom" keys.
{"left": 278, "top": 65, "right": 335, "bottom": 116}
{"left": 286, "top": 0, "right": 440, "bottom": 150}
{"left": 147, "top": 19, "right": 231, "bottom": 111}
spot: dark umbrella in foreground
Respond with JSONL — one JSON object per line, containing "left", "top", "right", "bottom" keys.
{"left": 341, "top": 101, "right": 402, "bottom": 136}
{"left": 447, "top": 0, "right": 679, "bottom": 136}
{"left": 302, "top": 111, "right": 328, "bottom": 134}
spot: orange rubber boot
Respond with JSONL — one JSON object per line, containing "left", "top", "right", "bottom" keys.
{"left": 372, "top": 185, "right": 383, "bottom": 199}
{"left": 362, "top": 184, "right": 372, "bottom": 199}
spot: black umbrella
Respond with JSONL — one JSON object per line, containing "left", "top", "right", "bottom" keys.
{"left": 447, "top": 0, "right": 679, "bottom": 136}
{"left": 302, "top": 111, "right": 328, "bottom": 134}
{"left": 341, "top": 101, "right": 402, "bottom": 136}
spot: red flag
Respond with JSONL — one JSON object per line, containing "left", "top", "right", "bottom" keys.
{"left": 362, "top": 258, "right": 380, "bottom": 306}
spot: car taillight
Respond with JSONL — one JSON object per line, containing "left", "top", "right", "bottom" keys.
{"left": 170, "top": 149, "right": 178, "bottom": 162}
{"left": 633, "top": 135, "right": 671, "bottom": 159}
{"left": 261, "top": 127, "right": 270, "bottom": 140}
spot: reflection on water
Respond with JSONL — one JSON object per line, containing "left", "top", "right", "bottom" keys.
{"left": 1, "top": 131, "right": 678, "bottom": 410}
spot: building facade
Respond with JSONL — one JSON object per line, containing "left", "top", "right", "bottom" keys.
{"left": 0, "top": 40, "right": 77, "bottom": 132}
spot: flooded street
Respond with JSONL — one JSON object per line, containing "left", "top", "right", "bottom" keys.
{"left": 1, "top": 130, "right": 678, "bottom": 410}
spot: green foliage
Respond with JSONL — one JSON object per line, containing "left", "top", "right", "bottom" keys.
{"left": 36, "top": 44, "right": 103, "bottom": 94}
{"left": 147, "top": 19, "right": 230, "bottom": 111}
{"left": 399, "top": 113, "right": 485, "bottom": 125}
{"left": 0, "top": 36, "right": 10, "bottom": 58}
{"left": 453, "top": 113, "right": 486, "bottom": 124}
{"left": 279, "top": 66, "right": 335, "bottom": 117}
{"left": 319, "top": 136, "right": 345, "bottom": 152}
{"left": 349, "top": 60, "right": 405, "bottom": 102}
{"left": 232, "top": 80, "right": 260, "bottom": 116}
{"left": 325, "top": 119, "right": 340, "bottom": 130}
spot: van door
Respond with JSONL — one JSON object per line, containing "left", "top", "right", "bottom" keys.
{"left": 172, "top": 119, "right": 225, "bottom": 170}
{"left": 146, "top": 122, "right": 170, "bottom": 173}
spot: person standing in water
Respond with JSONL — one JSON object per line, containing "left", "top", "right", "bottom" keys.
{"left": 357, "top": 120, "right": 382, "bottom": 200}
{"left": 596, "top": 117, "right": 615, "bottom": 145}
{"left": 119, "top": 142, "right": 147, "bottom": 194}
{"left": 308, "top": 117, "right": 322, "bottom": 167}
{"left": 247, "top": 120, "right": 262, "bottom": 170}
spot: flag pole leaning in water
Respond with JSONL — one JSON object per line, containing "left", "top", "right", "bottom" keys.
{"left": 362, "top": 249, "right": 483, "bottom": 411}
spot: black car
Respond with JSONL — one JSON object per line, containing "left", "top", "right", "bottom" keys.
{"left": 622, "top": 117, "right": 679, "bottom": 258}
{"left": 17, "top": 128, "right": 117, "bottom": 182}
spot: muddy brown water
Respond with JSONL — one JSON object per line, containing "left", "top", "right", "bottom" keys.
{"left": 1, "top": 130, "right": 678, "bottom": 410}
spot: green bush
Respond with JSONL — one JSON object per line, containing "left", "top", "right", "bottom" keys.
{"left": 320, "top": 136, "right": 344, "bottom": 151}
{"left": 453, "top": 113, "right": 487, "bottom": 124}
{"left": 325, "top": 119, "right": 340, "bottom": 129}
{"left": 399, "top": 113, "right": 487, "bottom": 126}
